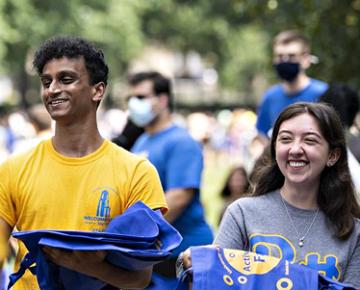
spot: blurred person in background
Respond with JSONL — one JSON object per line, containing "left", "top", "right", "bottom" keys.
{"left": 128, "top": 71, "right": 213, "bottom": 290}
{"left": 0, "top": 36, "right": 167, "bottom": 290}
{"left": 349, "top": 115, "right": 360, "bottom": 162}
{"left": 218, "top": 166, "right": 250, "bottom": 224}
{"left": 0, "top": 239, "right": 15, "bottom": 290}
{"left": 12, "top": 103, "right": 53, "bottom": 154}
{"left": 256, "top": 30, "right": 328, "bottom": 141}
{"left": 112, "top": 117, "right": 144, "bottom": 151}
{"left": 0, "top": 109, "right": 15, "bottom": 160}
{"left": 27, "top": 103, "right": 53, "bottom": 138}
{"left": 0, "top": 268, "right": 4, "bottom": 290}
{"left": 319, "top": 83, "right": 360, "bottom": 197}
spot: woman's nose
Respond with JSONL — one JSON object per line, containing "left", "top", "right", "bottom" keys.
{"left": 289, "top": 141, "right": 304, "bottom": 154}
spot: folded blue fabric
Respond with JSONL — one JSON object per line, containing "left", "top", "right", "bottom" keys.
{"left": 8, "top": 201, "right": 182, "bottom": 290}
{"left": 176, "top": 246, "right": 357, "bottom": 290}
{"left": 14, "top": 230, "right": 156, "bottom": 250}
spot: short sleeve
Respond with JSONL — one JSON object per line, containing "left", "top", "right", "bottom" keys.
{"left": 166, "top": 137, "right": 203, "bottom": 191}
{"left": 0, "top": 160, "right": 16, "bottom": 227}
{"left": 214, "top": 203, "right": 247, "bottom": 250}
{"left": 126, "top": 159, "right": 168, "bottom": 214}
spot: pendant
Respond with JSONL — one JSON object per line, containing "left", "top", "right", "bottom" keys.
{"left": 299, "top": 237, "right": 305, "bottom": 247}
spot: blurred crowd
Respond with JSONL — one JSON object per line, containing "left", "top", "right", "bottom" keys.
{"left": 0, "top": 105, "right": 263, "bottom": 168}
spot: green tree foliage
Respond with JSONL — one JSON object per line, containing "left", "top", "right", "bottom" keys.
{"left": 202, "top": 0, "right": 360, "bottom": 86}
{"left": 139, "top": 0, "right": 360, "bottom": 90}
{"left": 0, "top": 0, "right": 145, "bottom": 106}
{"left": 139, "top": 0, "right": 270, "bottom": 95}
{"left": 0, "top": 0, "right": 359, "bottom": 106}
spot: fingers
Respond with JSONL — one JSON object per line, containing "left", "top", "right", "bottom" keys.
{"left": 73, "top": 250, "right": 106, "bottom": 261}
{"left": 176, "top": 249, "right": 192, "bottom": 279}
{"left": 42, "top": 247, "right": 106, "bottom": 265}
{"left": 42, "top": 246, "right": 67, "bottom": 261}
{"left": 179, "top": 245, "right": 217, "bottom": 269}
{"left": 182, "top": 249, "right": 192, "bottom": 269}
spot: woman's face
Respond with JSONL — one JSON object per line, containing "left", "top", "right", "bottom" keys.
{"left": 275, "top": 113, "right": 335, "bottom": 190}
{"left": 228, "top": 169, "right": 247, "bottom": 197}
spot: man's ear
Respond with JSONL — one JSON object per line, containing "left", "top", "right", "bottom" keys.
{"left": 158, "top": 93, "right": 169, "bottom": 109}
{"left": 327, "top": 148, "right": 341, "bottom": 167}
{"left": 92, "top": 82, "right": 106, "bottom": 102}
{"left": 301, "top": 53, "right": 312, "bottom": 70}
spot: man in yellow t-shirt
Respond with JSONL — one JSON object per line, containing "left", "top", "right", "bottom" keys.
{"left": 0, "top": 36, "right": 167, "bottom": 290}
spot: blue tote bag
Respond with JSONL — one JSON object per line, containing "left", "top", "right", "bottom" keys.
{"left": 8, "top": 201, "right": 182, "bottom": 290}
{"left": 176, "top": 246, "right": 357, "bottom": 290}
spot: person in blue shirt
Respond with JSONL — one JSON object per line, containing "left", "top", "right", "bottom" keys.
{"left": 256, "top": 30, "right": 328, "bottom": 139}
{"left": 128, "top": 71, "right": 213, "bottom": 289}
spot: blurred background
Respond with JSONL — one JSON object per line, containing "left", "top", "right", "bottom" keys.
{"left": 1, "top": 0, "right": 360, "bottom": 229}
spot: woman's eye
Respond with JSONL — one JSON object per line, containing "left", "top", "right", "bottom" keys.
{"left": 305, "top": 139, "right": 317, "bottom": 144}
{"left": 279, "top": 137, "right": 291, "bottom": 143}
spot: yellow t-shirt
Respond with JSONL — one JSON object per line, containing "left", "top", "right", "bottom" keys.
{"left": 0, "top": 139, "right": 167, "bottom": 290}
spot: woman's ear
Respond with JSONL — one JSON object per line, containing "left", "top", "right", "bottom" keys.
{"left": 327, "top": 148, "right": 341, "bottom": 167}
{"left": 92, "top": 82, "right": 106, "bottom": 103}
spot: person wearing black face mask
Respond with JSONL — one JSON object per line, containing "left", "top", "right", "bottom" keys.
{"left": 255, "top": 30, "right": 328, "bottom": 142}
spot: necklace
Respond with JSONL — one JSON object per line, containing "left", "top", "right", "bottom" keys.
{"left": 280, "top": 196, "right": 320, "bottom": 248}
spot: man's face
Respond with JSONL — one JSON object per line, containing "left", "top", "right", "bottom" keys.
{"left": 129, "top": 80, "right": 164, "bottom": 115}
{"left": 129, "top": 80, "right": 156, "bottom": 102}
{"left": 127, "top": 80, "right": 167, "bottom": 127}
{"left": 40, "top": 57, "right": 102, "bottom": 123}
{"left": 273, "top": 41, "right": 310, "bottom": 69}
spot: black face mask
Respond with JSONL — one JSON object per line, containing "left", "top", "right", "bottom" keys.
{"left": 274, "top": 62, "right": 300, "bottom": 82}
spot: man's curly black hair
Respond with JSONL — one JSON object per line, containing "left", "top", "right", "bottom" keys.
{"left": 33, "top": 36, "right": 109, "bottom": 86}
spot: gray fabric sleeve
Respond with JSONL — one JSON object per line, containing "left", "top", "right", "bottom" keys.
{"left": 343, "top": 233, "right": 360, "bottom": 289}
{"left": 214, "top": 203, "right": 246, "bottom": 250}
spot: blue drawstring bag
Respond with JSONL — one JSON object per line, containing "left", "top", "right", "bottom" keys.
{"left": 176, "top": 246, "right": 357, "bottom": 290}
{"left": 8, "top": 201, "right": 182, "bottom": 290}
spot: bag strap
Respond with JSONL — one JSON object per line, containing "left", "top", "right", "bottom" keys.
{"left": 7, "top": 252, "right": 36, "bottom": 289}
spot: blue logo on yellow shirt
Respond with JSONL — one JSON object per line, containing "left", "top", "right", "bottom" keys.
{"left": 96, "top": 189, "right": 111, "bottom": 218}
{"left": 83, "top": 187, "right": 116, "bottom": 231}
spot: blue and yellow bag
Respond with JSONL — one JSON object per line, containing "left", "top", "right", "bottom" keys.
{"left": 176, "top": 246, "right": 357, "bottom": 290}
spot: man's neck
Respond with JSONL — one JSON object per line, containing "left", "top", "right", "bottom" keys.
{"left": 52, "top": 120, "right": 104, "bottom": 157}
{"left": 145, "top": 111, "right": 173, "bottom": 135}
{"left": 283, "top": 74, "right": 311, "bottom": 94}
